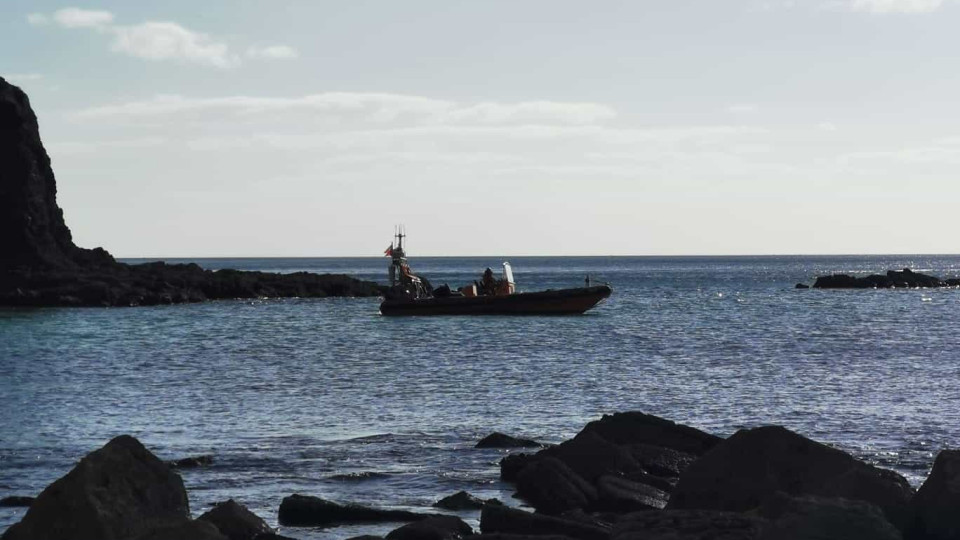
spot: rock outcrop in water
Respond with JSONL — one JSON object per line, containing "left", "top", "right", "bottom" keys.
{"left": 0, "top": 76, "right": 384, "bottom": 307}
{"left": 810, "top": 268, "right": 960, "bottom": 289}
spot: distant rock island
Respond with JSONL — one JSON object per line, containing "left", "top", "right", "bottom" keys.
{"left": 811, "top": 268, "right": 960, "bottom": 289}
{"left": 0, "top": 77, "right": 384, "bottom": 307}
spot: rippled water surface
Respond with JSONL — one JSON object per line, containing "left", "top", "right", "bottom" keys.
{"left": 3, "top": 255, "right": 960, "bottom": 538}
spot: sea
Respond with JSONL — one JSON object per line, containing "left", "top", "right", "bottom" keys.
{"left": 2, "top": 255, "right": 960, "bottom": 539}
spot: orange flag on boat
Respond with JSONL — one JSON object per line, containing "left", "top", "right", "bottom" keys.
{"left": 384, "top": 244, "right": 393, "bottom": 256}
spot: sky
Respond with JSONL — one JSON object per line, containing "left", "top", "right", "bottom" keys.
{"left": 3, "top": 0, "right": 959, "bottom": 257}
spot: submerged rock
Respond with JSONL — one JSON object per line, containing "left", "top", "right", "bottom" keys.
{"left": 197, "top": 499, "right": 273, "bottom": 540}
{"left": 667, "top": 426, "right": 914, "bottom": 529}
{"left": 168, "top": 455, "right": 214, "bottom": 469}
{"left": 277, "top": 494, "right": 442, "bottom": 527}
{"left": 476, "top": 433, "right": 543, "bottom": 449}
{"left": 0, "top": 435, "right": 190, "bottom": 540}
{"left": 433, "top": 491, "right": 498, "bottom": 510}
{"left": 0, "top": 496, "right": 34, "bottom": 508}
{"left": 905, "top": 449, "right": 960, "bottom": 540}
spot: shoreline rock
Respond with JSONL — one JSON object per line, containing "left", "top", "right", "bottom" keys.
{"left": 0, "top": 76, "right": 385, "bottom": 308}
{"left": 277, "top": 494, "right": 444, "bottom": 528}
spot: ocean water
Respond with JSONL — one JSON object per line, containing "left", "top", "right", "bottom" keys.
{"left": 2, "top": 255, "right": 960, "bottom": 538}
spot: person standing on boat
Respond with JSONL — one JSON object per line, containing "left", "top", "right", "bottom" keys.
{"left": 480, "top": 268, "right": 496, "bottom": 295}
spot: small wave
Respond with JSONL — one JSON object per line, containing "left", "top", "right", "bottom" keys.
{"left": 329, "top": 471, "right": 391, "bottom": 481}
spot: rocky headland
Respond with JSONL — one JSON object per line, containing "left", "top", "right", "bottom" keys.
{"left": 0, "top": 76, "right": 384, "bottom": 307}
{"left": 3, "top": 411, "right": 959, "bottom": 540}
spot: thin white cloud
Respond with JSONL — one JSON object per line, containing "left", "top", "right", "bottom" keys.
{"left": 818, "top": 121, "right": 838, "bottom": 131}
{"left": 247, "top": 45, "right": 299, "bottom": 60}
{"left": 26, "top": 13, "right": 49, "bottom": 25}
{"left": 52, "top": 7, "right": 114, "bottom": 28}
{"left": 847, "top": 0, "right": 944, "bottom": 12}
{"left": 726, "top": 104, "right": 759, "bottom": 114}
{"left": 28, "top": 8, "right": 240, "bottom": 68}
{"left": 71, "top": 93, "right": 617, "bottom": 125}
{"left": 111, "top": 22, "right": 238, "bottom": 68}
{"left": 5, "top": 73, "right": 44, "bottom": 82}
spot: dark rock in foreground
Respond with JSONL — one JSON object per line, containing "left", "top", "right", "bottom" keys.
{"left": 480, "top": 505, "right": 609, "bottom": 540}
{"left": 611, "top": 509, "right": 764, "bottom": 540}
{"left": 813, "top": 268, "right": 960, "bottom": 289}
{"left": 130, "top": 520, "right": 227, "bottom": 540}
{"left": 277, "top": 494, "right": 442, "bottom": 527}
{"left": 905, "top": 449, "right": 960, "bottom": 540}
{"left": 1, "top": 435, "right": 190, "bottom": 540}
{"left": 0, "top": 76, "right": 384, "bottom": 307}
{"left": 385, "top": 515, "right": 473, "bottom": 540}
{"left": 580, "top": 412, "right": 721, "bottom": 456}
{"left": 0, "top": 497, "right": 33, "bottom": 508}
{"left": 476, "top": 432, "right": 543, "bottom": 449}
{"left": 197, "top": 499, "right": 273, "bottom": 540}
{"left": 667, "top": 425, "right": 915, "bottom": 530}
{"left": 757, "top": 493, "right": 902, "bottom": 540}
{"left": 433, "top": 491, "right": 499, "bottom": 510}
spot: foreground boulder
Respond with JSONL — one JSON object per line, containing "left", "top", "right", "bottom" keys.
{"left": 278, "top": 494, "right": 442, "bottom": 527}
{"left": 514, "top": 457, "right": 598, "bottom": 514}
{"left": 130, "top": 520, "right": 227, "bottom": 540}
{"left": 757, "top": 493, "right": 902, "bottom": 540}
{"left": 905, "top": 449, "right": 960, "bottom": 540}
{"left": 580, "top": 412, "right": 721, "bottom": 456}
{"left": 385, "top": 516, "right": 473, "bottom": 540}
{"left": 0, "top": 76, "right": 384, "bottom": 307}
{"left": 667, "top": 426, "right": 914, "bottom": 529}
{"left": 198, "top": 499, "right": 272, "bottom": 540}
{"left": 611, "top": 509, "right": 764, "bottom": 540}
{"left": 480, "top": 505, "right": 609, "bottom": 540}
{"left": 1, "top": 435, "right": 190, "bottom": 540}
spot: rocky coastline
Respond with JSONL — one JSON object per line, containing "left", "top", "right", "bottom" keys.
{"left": 3, "top": 411, "right": 958, "bottom": 540}
{"left": 0, "top": 76, "right": 383, "bottom": 307}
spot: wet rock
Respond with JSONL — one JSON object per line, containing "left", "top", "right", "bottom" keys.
{"left": 667, "top": 426, "right": 914, "bottom": 530}
{"left": 480, "top": 505, "right": 609, "bottom": 540}
{"left": 0, "top": 496, "right": 34, "bottom": 508}
{"left": 757, "top": 493, "right": 901, "bottom": 540}
{"left": 611, "top": 509, "right": 764, "bottom": 540}
{"left": 277, "top": 494, "right": 442, "bottom": 527}
{"left": 514, "top": 456, "right": 598, "bottom": 514}
{"left": 500, "top": 453, "right": 536, "bottom": 482}
{"left": 624, "top": 443, "right": 697, "bottom": 479}
{"left": 343, "top": 536, "right": 384, "bottom": 540}
{"left": 471, "top": 536, "right": 577, "bottom": 540}
{"left": 0, "top": 435, "right": 190, "bottom": 540}
{"left": 252, "top": 535, "right": 298, "bottom": 540}
{"left": 580, "top": 412, "right": 721, "bottom": 456}
{"left": 622, "top": 470, "right": 676, "bottom": 493}
{"left": 168, "top": 455, "right": 214, "bottom": 468}
{"left": 795, "top": 283, "right": 809, "bottom": 289}
{"left": 130, "top": 520, "right": 227, "bottom": 540}
{"left": 541, "top": 430, "right": 642, "bottom": 482}
{"left": 385, "top": 515, "right": 473, "bottom": 540}
{"left": 904, "top": 449, "right": 960, "bottom": 540}
{"left": 596, "top": 475, "right": 669, "bottom": 512}
{"left": 198, "top": 499, "right": 272, "bottom": 540}
{"left": 476, "top": 433, "right": 543, "bottom": 449}
{"left": 433, "top": 491, "right": 498, "bottom": 510}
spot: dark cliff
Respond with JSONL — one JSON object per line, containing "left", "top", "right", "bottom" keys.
{"left": 0, "top": 76, "right": 384, "bottom": 307}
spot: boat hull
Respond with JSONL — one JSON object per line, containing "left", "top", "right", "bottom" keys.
{"left": 379, "top": 285, "right": 612, "bottom": 316}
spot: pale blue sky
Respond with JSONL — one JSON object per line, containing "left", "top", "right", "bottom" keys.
{"left": 3, "top": 0, "right": 959, "bottom": 256}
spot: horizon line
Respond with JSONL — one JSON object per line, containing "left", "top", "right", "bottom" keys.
{"left": 115, "top": 252, "right": 960, "bottom": 260}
